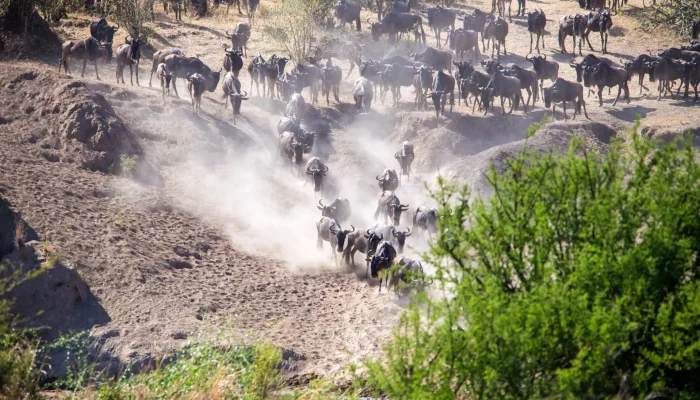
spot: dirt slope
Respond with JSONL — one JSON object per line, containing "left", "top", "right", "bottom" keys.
{"left": 2, "top": 0, "right": 700, "bottom": 379}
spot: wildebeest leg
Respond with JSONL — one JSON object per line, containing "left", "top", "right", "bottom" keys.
{"left": 625, "top": 82, "right": 630, "bottom": 103}
{"left": 525, "top": 87, "right": 531, "bottom": 107}
{"left": 129, "top": 64, "right": 134, "bottom": 85}
{"left": 94, "top": 59, "right": 100, "bottom": 80}
{"left": 503, "top": 38, "right": 507, "bottom": 55}
{"left": 346, "top": 61, "right": 355, "bottom": 79}
{"left": 541, "top": 32, "right": 545, "bottom": 49}
{"left": 135, "top": 61, "right": 140, "bottom": 86}
{"left": 585, "top": 32, "right": 594, "bottom": 51}
{"left": 172, "top": 78, "right": 180, "bottom": 98}
{"left": 598, "top": 87, "right": 604, "bottom": 106}
{"left": 81, "top": 57, "right": 87, "bottom": 78}
{"left": 612, "top": 84, "right": 622, "bottom": 106}
{"left": 450, "top": 91, "right": 454, "bottom": 112}
{"left": 551, "top": 103, "right": 556, "bottom": 120}
{"left": 317, "top": 233, "right": 323, "bottom": 250}
{"left": 563, "top": 101, "right": 568, "bottom": 120}
{"left": 529, "top": 33, "right": 533, "bottom": 54}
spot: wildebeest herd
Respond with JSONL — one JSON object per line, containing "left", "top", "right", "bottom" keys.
{"left": 56, "top": 1, "right": 700, "bottom": 294}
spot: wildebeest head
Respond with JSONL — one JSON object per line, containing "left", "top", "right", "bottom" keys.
{"left": 206, "top": 68, "right": 223, "bottom": 92}
{"left": 573, "top": 14, "right": 587, "bottom": 36}
{"left": 291, "top": 138, "right": 304, "bottom": 164}
{"left": 230, "top": 89, "right": 249, "bottom": 117}
{"left": 100, "top": 42, "right": 114, "bottom": 64}
{"left": 330, "top": 223, "right": 355, "bottom": 252}
{"left": 388, "top": 202, "right": 409, "bottom": 226}
{"left": 526, "top": 54, "right": 547, "bottom": 76}
{"left": 481, "top": 59, "right": 501, "bottom": 75}
{"left": 365, "top": 230, "right": 383, "bottom": 256}
{"left": 570, "top": 58, "right": 584, "bottom": 82}
{"left": 429, "top": 90, "right": 444, "bottom": 119}
{"left": 369, "top": 20, "right": 383, "bottom": 41}
{"left": 333, "top": 0, "right": 348, "bottom": 19}
{"left": 452, "top": 60, "right": 473, "bottom": 79}
{"left": 599, "top": 9, "right": 613, "bottom": 33}
{"left": 478, "top": 85, "right": 493, "bottom": 111}
{"left": 543, "top": 86, "right": 553, "bottom": 108}
{"left": 367, "top": 241, "right": 396, "bottom": 278}
{"left": 276, "top": 56, "right": 290, "bottom": 77}
{"left": 693, "top": 20, "right": 700, "bottom": 40}
{"left": 306, "top": 162, "right": 329, "bottom": 192}
{"left": 317, "top": 199, "right": 334, "bottom": 218}
{"left": 391, "top": 227, "right": 411, "bottom": 253}
{"left": 124, "top": 36, "right": 145, "bottom": 61}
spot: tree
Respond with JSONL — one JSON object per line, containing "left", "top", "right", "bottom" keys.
{"left": 109, "top": 0, "right": 157, "bottom": 39}
{"left": 366, "top": 119, "right": 700, "bottom": 399}
{"left": 262, "top": 0, "right": 332, "bottom": 64}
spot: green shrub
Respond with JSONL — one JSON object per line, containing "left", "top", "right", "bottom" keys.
{"left": 365, "top": 118, "right": 700, "bottom": 399}
{"left": 119, "top": 154, "right": 138, "bottom": 178}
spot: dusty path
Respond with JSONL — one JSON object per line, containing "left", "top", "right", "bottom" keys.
{"left": 1, "top": 0, "right": 700, "bottom": 378}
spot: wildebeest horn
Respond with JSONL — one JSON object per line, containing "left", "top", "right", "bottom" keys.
{"left": 125, "top": 35, "right": 131, "bottom": 42}
{"left": 322, "top": 165, "right": 329, "bottom": 172}
{"left": 378, "top": 233, "right": 384, "bottom": 240}
{"left": 400, "top": 204, "right": 409, "bottom": 210}
{"left": 404, "top": 227, "right": 411, "bottom": 236}
{"left": 392, "top": 228, "right": 397, "bottom": 235}
{"left": 350, "top": 225, "right": 355, "bottom": 232}
{"left": 317, "top": 199, "right": 325, "bottom": 210}
{"left": 241, "top": 90, "right": 247, "bottom": 97}
{"left": 225, "top": 29, "right": 232, "bottom": 36}
{"left": 376, "top": 175, "right": 380, "bottom": 180}
{"left": 525, "top": 54, "right": 533, "bottom": 62}
{"left": 569, "top": 58, "right": 577, "bottom": 66}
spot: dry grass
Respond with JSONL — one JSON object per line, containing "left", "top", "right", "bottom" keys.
{"left": 13, "top": 214, "right": 25, "bottom": 249}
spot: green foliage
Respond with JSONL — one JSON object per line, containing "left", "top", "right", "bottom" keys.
{"left": 262, "top": 0, "right": 330, "bottom": 63}
{"left": 108, "top": 0, "right": 157, "bottom": 38}
{"left": 365, "top": 118, "right": 700, "bottom": 399}
{"left": 39, "top": 330, "right": 93, "bottom": 392}
{"left": 642, "top": 0, "right": 700, "bottom": 37}
{"left": 242, "top": 341, "right": 281, "bottom": 400}
{"left": 119, "top": 154, "right": 138, "bottom": 178}
{"left": 525, "top": 113, "right": 550, "bottom": 138}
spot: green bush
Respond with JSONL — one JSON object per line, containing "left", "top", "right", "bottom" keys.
{"left": 365, "top": 119, "right": 700, "bottom": 399}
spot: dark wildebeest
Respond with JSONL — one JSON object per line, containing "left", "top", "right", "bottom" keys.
{"left": 579, "top": 0, "right": 605, "bottom": 9}
{"left": 481, "top": 69, "right": 525, "bottom": 115}
{"left": 429, "top": 70, "right": 456, "bottom": 119}
{"left": 333, "top": 0, "right": 362, "bottom": 31}
{"left": 115, "top": 37, "right": 145, "bottom": 85}
{"left": 681, "top": 56, "right": 700, "bottom": 100}
{"left": 360, "top": 59, "right": 388, "bottom": 97}
{"left": 573, "top": 13, "right": 589, "bottom": 56}
{"left": 411, "top": 46, "right": 453, "bottom": 72}
{"left": 342, "top": 228, "right": 371, "bottom": 268}
{"left": 422, "top": 4, "right": 457, "bottom": 48}
{"left": 388, "top": 0, "right": 412, "bottom": 13}
{"left": 279, "top": 131, "right": 305, "bottom": 173}
{"left": 681, "top": 40, "right": 700, "bottom": 52}
{"left": 313, "top": 39, "right": 362, "bottom": 78}
{"left": 382, "top": 63, "right": 420, "bottom": 107}
{"left": 369, "top": 11, "right": 426, "bottom": 44}
{"left": 413, "top": 206, "right": 438, "bottom": 239}
{"left": 221, "top": 72, "right": 249, "bottom": 124}
{"left": 462, "top": 70, "right": 492, "bottom": 112}
{"left": 277, "top": 116, "right": 304, "bottom": 137}
{"left": 453, "top": 60, "right": 475, "bottom": 104}
{"left": 570, "top": 54, "right": 613, "bottom": 96}
{"left": 375, "top": 190, "right": 409, "bottom": 226}
{"left": 162, "top": 55, "right": 222, "bottom": 98}
{"left": 459, "top": 9, "right": 493, "bottom": 52}
{"left": 321, "top": 60, "right": 342, "bottom": 105}
{"left": 584, "top": 9, "right": 614, "bottom": 54}
{"left": 658, "top": 47, "right": 700, "bottom": 63}
{"left": 370, "top": 223, "right": 411, "bottom": 255}
{"left": 89, "top": 18, "right": 119, "bottom": 43}
{"left": 247, "top": 54, "right": 266, "bottom": 96}
{"left": 543, "top": 78, "right": 588, "bottom": 120}
{"left": 644, "top": 57, "right": 690, "bottom": 100}
{"left": 504, "top": 64, "right": 538, "bottom": 107}
{"left": 318, "top": 198, "right": 351, "bottom": 224}
{"left": 413, "top": 65, "right": 434, "bottom": 108}
{"left": 367, "top": 240, "right": 398, "bottom": 291}
{"left": 294, "top": 63, "right": 322, "bottom": 105}
{"left": 526, "top": 55, "right": 559, "bottom": 88}
{"left": 262, "top": 55, "right": 289, "bottom": 99}
{"left": 353, "top": 77, "right": 374, "bottom": 113}
{"left": 623, "top": 54, "right": 658, "bottom": 95}
{"left": 377, "top": 168, "right": 399, "bottom": 191}
{"left": 156, "top": 63, "right": 173, "bottom": 101}
{"left": 448, "top": 28, "right": 480, "bottom": 64}
{"left": 483, "top": 16, "right": 509, "bottom": 58}
{"left": 583, "top": 62, "right": 630, "bottom": 106}
{"left": 58, "top": 37, "right": 112, "bottom": 79}
{"left": 558, "top": 15, "right": 577, "bottom": 54}
{"left": 527, "top": 9, "right": 546, "bottom": 54}
{"left": 316, "top": 216, "right": 355, "bottom": 267}
{"left": 693, "top": 20, "right": 700, "bottom": 41}
{"left": 278, "top": 71, "right": 304, "bottom": 101}
{"left": 223, "top": 47, "right": 244, "bottom": 77}
{"left": 285, "top": 93, "right": 306, "bottom": 121}
{"left": 225, "top": 22, "right": 251, "bottom": 57}
{"left": 306, "top": 157, "right": 329, "bottom": 194}
{"left": 150, "top": 48, "right": 184, "bottom": 87}
{"left": 395, "top": 141, "right": 415, "bottom": 182}
{"left": 389, "top": 257, "right": 428, "bottom": 296}
{"left": 186, "top": 73, "right": 207, "bottom": 114}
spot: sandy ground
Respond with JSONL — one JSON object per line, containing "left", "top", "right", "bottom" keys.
{"left": 2, "top": 0, "right": 700, "bottom": 379}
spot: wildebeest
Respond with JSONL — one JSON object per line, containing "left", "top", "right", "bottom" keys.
{"left": 294, "top": 63, "right": 322, "bottom": 105}
{"left": 583, "top": 62, "right": 629, "bottom": 106}
{"left": 285, "top": 93, "right": 306, "bottom": 121}
{"left": 579, "top": 0, "right": 605, "bottom": 9}
{"left": 527, "top": 9, "right": 546, "bottom": 54}
{"left": 422, "top": 4, "right": 457, "bottom": 48}
{"left": 459, "top": 9, "right": 493, "bottom": 52}
{"left": 115, "top": 37, "right": 145, "bottom": 85}
{"left": 543, "top": 78, "right": 588, "bottom": 120}
{"left": 279, "top": 131, "right": 305, "bottom": 173}
{"left": 658, "top": 47, "right": 700, "bottom": 63}
{"left": 277, "top": 116, "right": 303, "bottom": 136}
{"left": 156, "top": 63, "right": 173, "bottom": 101}
{"left": 223, "top": 47, "right": 244, "bottom": 77}
{"left": 162, "top": 55, "right": 222, "bottom": 98}
{"left": 623, "top": 54, "right": 658, "bottom": 95}
{"left": 558, "top": 15, "right": 577, "bottom": 54}
{"left": 413, "top": 206, "right": 438, "bottom": 239}
{"left": 504, "top": 64, "right": 538, "bottom": 107}
{"left": 186, "top": 73, "right": 207, "bottom": 114}
{"left": 382, "top": 63, "right": 420, "bottom": 107}
{"left": 429, "top": 70, "right": 456, "bottom": 119}
{"left": 481, "top": 69, "right": 525, "bottom": 115}
{"left": 483, "top": 16, "right": 509, "bottom": 58}
{"left": 371, "top": 223, "right": 411, "bottom": 254}
{"left": 321, "top": 61, "right": 342, "bottom": 105}
{"left": 573, "top": 13, "right": 589, "bottom": 56}
{"left": 313, "top": 39, "right": 362, "bottom": 78}
{"left": 570, "top": 54, "right": 613, "bottom": 95}
{"left": 150, "top": 48, "right": 184, "bottom": 87}
{"left": 264, "top": 55, "right": 291, "bottom": 99}
{"left": 413, "top": 65, "right": 434, "bottom": 108}
{"left": 377, "top": 168, "right": 399, "bottom": 191}
{"left": 410, "top": 46, "right": 453, "bottom": 72}
{"left": 342, "top": 228, "right": 370, "bottom": 268}
{"left": 681, "top": 57, "right": 700, "bottom": 100}
{"left": 448, "top": 28, "right": 480, "bottom": 63}
{"left": 582, "top": 9, "right": 614, "bottom": 54}
{"left": 58, "top": 37, "right": 112, "bottom": 79}
{"left": 305, "top": 157, "right": 329, "bottom": 194}
{"left": 462, "top": 70, "right": 492, "bottom": 112}
{"left": 395, "top": 141, "right": 415, "bottom": 182}
{"left": 89, "top": 18, "right": 119, "bottom": 43}
{"left": 693, "top": 20, "right": 700, "bottom": 41}
{"left": 388, "top": 0, "right": 412, "bottom": 13}
{"left": 247, "top": 54, "right": 266, "bottom": 96}
{"left": 367, "top": 240, "right": 397, "bottom": 291}
{"left": 318, "top": 198, "right": 351, "bottom": 224}
{"left": 375, "top": 190, "right": 409, "bottom": 226}
{"left": 353, "top": 77, "right": 374, "bottom": 113}
{"left": 453, "top": 60, "right": 475, "bottom": 104}
{"left": 225, "top": 22, "right": 251, "bottom": 57}
{"left": 369, "top": 11, "right": 426, "bottom": 44}
{"left": 333, "top": 0, "right": 362, "bottom": 31}
{"left": 388, "top": 256, "right": 428, "bottom": 295}
{"left": 278, "top": 71, "right": 304, "bottom": 101}
{"left": 644, "top": 57, "right": 689, "bottom": 100}
{"left": 681, "top": 40, "right": 700, "bottom": 52}
{"left": 316, "top": 216, "right": 355, "bottom": 267}
{"left": 221, "top": 72, "right": 248, "bottom": 123}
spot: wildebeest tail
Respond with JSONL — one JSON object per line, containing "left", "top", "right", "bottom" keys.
{"left": 356, "top": 17, "right": 361, "bottom": 31}
{"left": 151, "top": 50, "right": 161, "bottom": 73}
{"left": 514, "top": 94, "right": 521, "bottom": 110}
{"left": 558, "top": 28, "right": 564, "bottom": 49}
{"left": 419, "top": 18, "right": 426, "bottom": 44}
